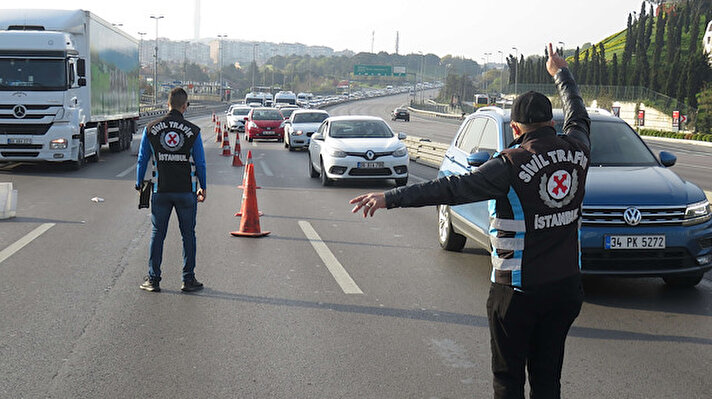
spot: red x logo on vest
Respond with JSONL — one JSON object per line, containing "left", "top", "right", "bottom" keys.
{"left": 547, "top": 170, "right": 572, "bottom": 200}
{"left": 166, "top": 132, "right": 179, "bottom": 147}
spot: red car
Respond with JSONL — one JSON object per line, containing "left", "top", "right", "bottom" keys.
{"left": 245, "top": 108, "right": 285, "bottom": 142}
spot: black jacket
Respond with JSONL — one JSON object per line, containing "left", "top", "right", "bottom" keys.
{"left": 385, "top": 68, "right": 590, "bottom": 288}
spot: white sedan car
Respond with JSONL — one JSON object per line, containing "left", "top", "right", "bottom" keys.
{"left": 226, "top": 106, "right": 251, "bottom": 132}
{"left": 284, "top": 109, "right": 329, "bottom": 151}
{"left": 307, "top": 116, "right": 409, "bottom": 186}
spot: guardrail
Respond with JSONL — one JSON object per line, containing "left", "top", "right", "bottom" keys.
{"left": 407, "top": 106, "right": 463, "bottom": 121}
{"left": 403, "top": 136, "right": 448, "bottom": 168}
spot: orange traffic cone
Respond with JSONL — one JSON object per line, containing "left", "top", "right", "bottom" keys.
{"left": 231, "top": 164, "right": 270, "bottom": 237}
{"left": 235, "top": 149, "right": 262, "bottom": 216}
{"left": 221, "top": 127, "right": 231, "bottom": 156}
{"left": 212, "top": 112, "right": 215, "bottom": 122}
{"left": 232, "top": 136, "right": 244, "bottom": 167}
{"left": 215, "top": 121, "right": 222, "bottom": 143}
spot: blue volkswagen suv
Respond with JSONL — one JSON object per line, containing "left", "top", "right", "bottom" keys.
{"left": 437, "top": 107, "right": 712, "bottom": 287}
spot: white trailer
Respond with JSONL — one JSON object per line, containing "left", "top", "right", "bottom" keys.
{"left": 0, "top": 9, "right": 139, "bottom": 169}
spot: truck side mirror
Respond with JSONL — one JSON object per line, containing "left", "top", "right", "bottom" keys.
{"left": 77, "top": 77, "right": 87, "bottom": 87}
{"left": 77, "top": 59, "right": 86, "bottom": 77}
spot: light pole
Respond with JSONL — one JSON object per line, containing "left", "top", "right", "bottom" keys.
{"left": 217, "top": 34, "right": 227, "bottom": 101}
{"left": 418, "top": 52, "right": 425, "bottom": 103}
{"left": 557, "top": 41, "right": 565, "bottom": 57}
{"left": 252, "top": 43, "right": 259, "bottom": 91}
{"left": 511, "top": 46, "right": 518, "bottom": 95}
{"left": 138, "top": 32, "right": 146, "bottom": 67}
{"left": 497, "top": 50, "right": 504, "bottom": 96}
{"left": 150, "top": 15, "right": 164, "bottom": 106}
{"left": 484, "top": 52, "right": 491, "bottom": 93}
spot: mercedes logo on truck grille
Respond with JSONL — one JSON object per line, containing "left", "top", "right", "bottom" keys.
{"left": 13, "top": 105, "right": 27, "bottom": 119}
{"left": 623, "top": 207, "right": 642, "bottom": 226}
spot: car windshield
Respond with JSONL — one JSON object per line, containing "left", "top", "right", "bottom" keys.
{"left": 232, "top": 108, "right": 250, "bottom": 116}
{"left": 503, "top": 119, "right": 657, "bottom": 166}
{"left": 252, "top": 109, "right": 283, "bottom": 120}
{"left": 280, "top": 108, "right": 297, "bottom": 118}
{"left": 395, "top": 109, "right": 407, "bottom": 113}
{"left": 293, "top": 112, "right": 328, "bottom": 123}
{"left": 0, "top": 58, "right": 67, "bottom": 90}
{"left": 330, "top": 120, "right": 393, "bottom": 139}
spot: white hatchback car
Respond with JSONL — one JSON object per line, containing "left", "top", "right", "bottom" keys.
{"left": 307, "top": 116, "right": 409, "bottom": 186}
{"left": 284, "top": 109, "right": 329, "bottom": 151}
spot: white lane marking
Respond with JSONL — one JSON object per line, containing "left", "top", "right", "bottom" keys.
{"left": 252, "top": 141, "right": 258, "bottom": 147}
{"left": 0, "top": 223, "right": 55, "bottom": 265}
{"left": 116, "top": 164, "right": 136, "bottom": 178}
{"left": 259, "top": 160, "right": 274, "bottom": 176}
{"left": 298, "top": 220, "right": 363, "bottom": 295}
{"left": 409, "top": 174, "right": 428, "bottom": 183}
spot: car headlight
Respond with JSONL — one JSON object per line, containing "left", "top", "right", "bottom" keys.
{"left": 292, "top": 130, "right": 303, "bottom": 136}
{"left": 50, "top": 138, "right": 68, "bottom": 149}
{"left": 248, "top": 122, "right": 258, "bottom": 129}
{"left": 393, "top": 146, "right": 408, "bottom": 157}
{"left": 328, "top": 148, "right": 347, "bottom": 158}
{"left": 683, "top": 200, "right": 712, "bottom": 225}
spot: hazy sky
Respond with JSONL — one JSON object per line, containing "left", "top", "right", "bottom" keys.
{"left": 10, "top": 0, "right": 648, "bottom": 59}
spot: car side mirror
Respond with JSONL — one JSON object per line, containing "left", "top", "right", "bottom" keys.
{"left": 312, "top": 133, "right": 324, "bottom": 141}
{"left": 659, "top": 151, "right": 676, "bottom": 167}
{"left": 398, "top": 132, "right": 407, "bottom": 140}
{"left": 467, "top": 151, "right": 491, "bottom": 167}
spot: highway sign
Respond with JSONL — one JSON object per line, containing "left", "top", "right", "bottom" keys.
{"left": 354, "top": 65, "right": 392, "bottom": 76}
{"left": 393, "top": 66, "right": 406, "bottom": 77}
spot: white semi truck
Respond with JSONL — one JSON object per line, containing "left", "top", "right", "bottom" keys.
{"left": 0, "top": 9, "right": 139, "bottom": 169}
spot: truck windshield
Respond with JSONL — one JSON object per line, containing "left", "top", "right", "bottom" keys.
{"left": 0, "top": 58, "right": 67, "bottom": 90}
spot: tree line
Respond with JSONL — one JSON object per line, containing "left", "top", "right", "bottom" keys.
{"left": 506, "top": 0, "right": 712, "bottom": 108}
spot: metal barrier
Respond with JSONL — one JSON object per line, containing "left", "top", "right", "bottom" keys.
{"left": 403, "top": 136, "right": 448, "bottom": 168}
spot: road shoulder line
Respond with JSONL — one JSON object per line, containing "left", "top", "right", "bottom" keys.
{"left": 298, "top": 220, "right": 363, "bottom": 295}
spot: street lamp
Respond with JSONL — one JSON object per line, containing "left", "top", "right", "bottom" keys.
{"left": 217, "top": 34, "right": 227, "bottom": 101}
{"left": 497, "top": 50, "right": 504, "bottom": 96}
{"left": 138, "top": 32, "right": 146, "bottom": 67}
{"left": 484, "top": 52, "right": 492, "bottom": 92}
{"left": 150, "top": 15, "right": 164, "bottom": 106}
{"left": 252, "top": 43, "right": 259, "bottom": 90}
{"left": 511, "top": 46, "right": 518, "bottom": 95}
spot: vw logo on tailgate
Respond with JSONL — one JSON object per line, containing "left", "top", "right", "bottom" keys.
{"left": 13, "top": 105, "right": 27, "bottom": 119}
{"left": 623, "top": 207, "right": 642, "bottom": 226}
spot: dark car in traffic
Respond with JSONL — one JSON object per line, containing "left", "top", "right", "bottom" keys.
{"left": 391, "top": 108, "right": 410, "bottom": 122}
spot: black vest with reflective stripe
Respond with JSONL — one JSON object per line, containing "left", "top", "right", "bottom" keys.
{"left": 492, "top": 126, "right": 589, "bottom": 288}
{"left": 145, "top": 110, "right": 200, "bottom": 193}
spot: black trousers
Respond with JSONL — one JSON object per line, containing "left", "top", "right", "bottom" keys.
{"left": 486, "top": 274, "right": 583, "bottom": 399}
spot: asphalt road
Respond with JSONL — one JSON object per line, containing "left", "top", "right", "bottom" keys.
{"left": 0, "top": 95, "right": 711, "bottom": 398}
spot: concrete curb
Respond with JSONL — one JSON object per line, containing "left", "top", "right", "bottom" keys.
{"left": 0, "top": 182, "right": 17, "bottom": 219}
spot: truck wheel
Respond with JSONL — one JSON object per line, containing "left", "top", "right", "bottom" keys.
{"left": 437, "top": 205, "right": 466, "bottom": 251}
{"left": 70, "top": 141, "right": 85, "bottom": 170}
{"left": 662, "top": 274, "right": 703, "bottom": 288}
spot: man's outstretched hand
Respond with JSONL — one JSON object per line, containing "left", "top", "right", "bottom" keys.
{"left": 546, "top": 43, "right": 568, "bottom": 77}
{"left": 350, "top": 192, "right": 386, "bottom": 217}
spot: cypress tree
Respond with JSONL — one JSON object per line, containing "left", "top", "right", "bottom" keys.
{"left": 581, "top": 49, "right": 589, "bottom": 84}
{"left": 665, "top": 11, "right": 678, "bottom": 65}
{"left": 599, "top": 43, "right": 608, "bottom": 85}
{"left": 622, "top": 13, "right": 634, "bottom": 85}
{"left": 645, "top": 4, "right": 654, "bottom": 49}
{"left": 651, "top": 9, "right": 666, "bottom": 91}
{"left": 591, "top": 45, "right": 599, "bottom": 85}
{"left": 572, "top": 47, "right": 580, "bottom": 78}
{"left": 611, "top": 53, "right": 619, "bottom": 85}
{"left": 665, "top": 58, "right": 680, "bottom": 98}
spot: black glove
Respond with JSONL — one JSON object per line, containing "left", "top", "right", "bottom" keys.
{"left": 135, "top": 183, "right": 141, "bottom": 191}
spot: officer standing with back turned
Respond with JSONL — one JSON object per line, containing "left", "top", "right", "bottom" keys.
{"left": 350, "top": 44, "right": 590, "bottom": 398}
{"left": 137, "top": 87, "right": 207, "bottom": 293}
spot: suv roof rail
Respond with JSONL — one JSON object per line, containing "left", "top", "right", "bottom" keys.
{"left": 476, "top": 106, "right": 505, "bottom": 115}
{"left": 586, "top": 107, "right": 612, "bottom": 116}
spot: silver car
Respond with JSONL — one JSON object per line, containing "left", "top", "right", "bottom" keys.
{"left": 284, "top": 109, "right": 330, "bottom": 151}
{"left": 226, "top": 106, "right": 251, "bottom": 132}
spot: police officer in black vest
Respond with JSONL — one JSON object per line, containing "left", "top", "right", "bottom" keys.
{"left": 350, "top": 44, "right": 590, "bottom": 398}
{"left": 137, "top": 87, "right": 207, "bottom": 293}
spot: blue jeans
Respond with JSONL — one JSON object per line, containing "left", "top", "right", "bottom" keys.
{"left": 148, "top": 192, "right": 198, "bottom": 282}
